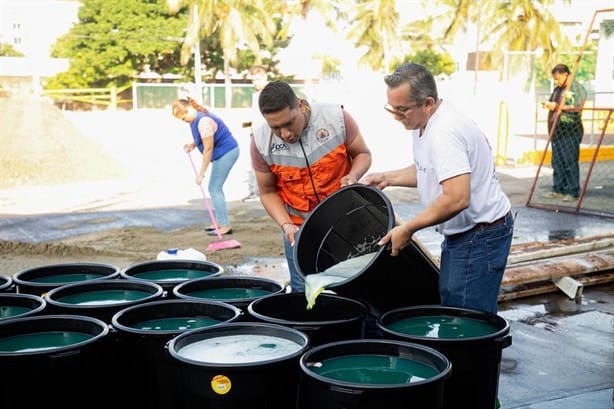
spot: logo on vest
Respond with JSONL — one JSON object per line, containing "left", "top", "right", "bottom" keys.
{"left": 315, "top": 128, "right": 330, "bottom": 143}
{"left": 270, "top": 142, "right": 289, "bottom": 153}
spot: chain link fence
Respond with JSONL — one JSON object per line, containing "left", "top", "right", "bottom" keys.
{"left": 526, "top": 101, "right": 613, "bottom": 218}
{"left": 131, "top": 82, "right": 309, "bottom": 110}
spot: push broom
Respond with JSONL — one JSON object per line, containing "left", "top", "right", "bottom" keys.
{"left": 188, "top": 152, "right": 241, "bottom": 251}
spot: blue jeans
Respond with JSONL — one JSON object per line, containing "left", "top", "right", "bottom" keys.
{"left": 439, "top": 212, "right": 514, "bottom": 314}
{"left": 208, "top": 146, "right": 239, "bottom": 227}
{"left": 284, "top": 233, "right": 305, "bottom": 292}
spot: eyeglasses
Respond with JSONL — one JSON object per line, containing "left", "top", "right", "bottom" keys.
{"left": 384, "top": 103, "right": 421, "bottom": 116}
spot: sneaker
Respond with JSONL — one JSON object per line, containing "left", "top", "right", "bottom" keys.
{"left": 543, "top": 192, "right": 564, "bottom": 199}
{"left": 562, "top": 195, "right": 578, "bottom": 202}
{"left": 207, "top": 228, "right": 233, "bottom": 236}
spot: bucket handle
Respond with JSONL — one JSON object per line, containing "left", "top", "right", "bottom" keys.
{"left": 495, "top": 334, "right": 512, "bottom": 349}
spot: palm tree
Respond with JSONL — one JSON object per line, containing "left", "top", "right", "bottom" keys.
{"left": 438, "top": 0, "right": 568, "bottom": 73}
{"left": 168, "top": 0, "right": 282, "bottom": 106}
{"left": 487, "top": 1, "right": 569, "bottom": 70}
{"left": 345, "top": 0, "right": 400, "bottom": 72}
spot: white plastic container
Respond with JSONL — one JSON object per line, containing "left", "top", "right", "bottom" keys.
{"left": 156, "top": 248, "right": 207, "bottom": 262}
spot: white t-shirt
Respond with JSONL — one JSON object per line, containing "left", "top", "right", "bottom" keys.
{"left": 413, "top": 100, "right": 511, "bottom": 236}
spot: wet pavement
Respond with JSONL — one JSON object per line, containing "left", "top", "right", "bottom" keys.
{"left": 397, "top": 203, "right": 614, "bottom": 259}
{"left": 0, "top": 202, "right": 612, "bottom": 408}
{"left": 497, "top": 284, "right": 613, "bottom": 409}
{"left": 395, "top": 203, "right": 614, "bottom": 409}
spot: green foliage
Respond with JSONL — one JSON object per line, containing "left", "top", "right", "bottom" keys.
{"left": 320, "top": 55, "right": 341, "bottom": 77}
{"left": 394, "top": 49, "right": 456, "bottom": 77}
{"left": 46, "top": 0, "right": 289, "bottom": 90}
{"left": 534, "top": 42, "right": 597, "bottom": 91}
{"left": 225, "top": 15, "right": 291, "bottom": 81}
{"left": 0, "top": 43, "right": 25, "bottom": 57}
{"left": 47, "top": 0, "right": 190, "bottom": 89}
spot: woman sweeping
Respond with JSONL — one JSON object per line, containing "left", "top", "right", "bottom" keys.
{"left": 172, "top": 97, "right": 239, "bottom": 236}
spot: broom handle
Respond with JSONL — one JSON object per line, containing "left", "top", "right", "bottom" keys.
{"left": 188, "top": 152, "right": 223, "bottom": 240}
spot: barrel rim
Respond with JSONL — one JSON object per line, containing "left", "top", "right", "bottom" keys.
{"left": 12, "top": 262, "right": 120, "bottom": 288}
{"left": 172, "top": 274, "right": 285, "bottom": 301}
{"left": 0, "top": 273, "right": 13, "bottom": 291}
{"left": 44, "top": 279, "right": 164, "bottom": 309}
{"left": 110, "top": 298, "right": 242, "bottom": 335}
{"left": 299, "top": 338, "right": 452, "bottom": 389}
{"left": 0, "top": 292, "right": 47, "bottom": 319}
{"left": 377, "top": 304, "right": 510, "bottom": 343}
{"left": 168, "top": 322, "right": 310, "bottom": 368}
{"left": 247, "top": 292, "right": 368, "bottom": 326}
{"left": 0, "top": 313, "right": 109, "bottom": 356}
{"left": 119, "top": 259, "right": 225, "bottom": 284}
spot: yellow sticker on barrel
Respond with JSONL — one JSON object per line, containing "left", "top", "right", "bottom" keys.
{"left": 211, "top": 374, "right": 231, "bottom": 394}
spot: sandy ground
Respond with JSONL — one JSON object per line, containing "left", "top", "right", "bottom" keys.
{"left": 0, "top": 94, "right": 533, "bottom": 280}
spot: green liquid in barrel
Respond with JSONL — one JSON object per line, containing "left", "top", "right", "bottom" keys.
{"left": 0, "top": 331, "right": 92, "bottom": 352}
{"left": 57, "top": 289, "right": 151, "bottom": 305}
{"left": 311, "top": 354, "right": 439, "bottom": 384}
{"left": 132, "top": 269, "right": 212, "bottom": 282}
{"left": 187, "top": 288, "right": 272, "bottom": 300}
{"left": 131, "top": 316, "right": 221, "bottom": 331}
{"left": 0, "top": 305, "right": 31, "bottom": 319}
{"left": 387, "top": 315, "right": 498, "bottom": 338}
{"left": 30, "top": 273, "right": 104, "bottom": 284}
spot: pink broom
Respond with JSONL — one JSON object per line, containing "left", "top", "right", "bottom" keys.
{"left": 188, "top": 152, "right": 241, "bottom": 251}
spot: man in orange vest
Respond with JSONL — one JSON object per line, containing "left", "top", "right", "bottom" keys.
{"left": 250, "top": 81, "right": 372, "bottom": 292}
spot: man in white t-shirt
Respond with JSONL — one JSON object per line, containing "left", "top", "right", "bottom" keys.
{"left": 362, "top": 62, "right": 514, "bottom": 314}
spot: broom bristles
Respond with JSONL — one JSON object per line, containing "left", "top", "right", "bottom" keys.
{"left": 207, "top": 239, "right": 241, "bottom": 252}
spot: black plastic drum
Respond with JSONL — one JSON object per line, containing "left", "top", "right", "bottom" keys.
{"left": 0, "top": 293, "right": 46, "bottom": 321}
{"left": 44, "top": 279, "right": 163, "bottom": 323}
{"left": 111, "top": 299, "right": 242, "bottom": 409}
{"left": 13, "top": 262, "right": 119, "bottom": 296}
{"left": 298, "top": 339, "right": 451, "bottom": 409}
{"left": 121, "top": 259, "right": 224, "bottom": 295}
{"left": 378, "top": 305, "right": 512, "bottom": 409}
{"left": 173, "top": 276, "right": 285, "bottom": 319}
{"left": 248, "top": 292, "right": 367, "bottom": 346}
{"left": 168, "top": 322, "right": 310, "bottom": 409}
{"left": 0, "top": 314, "right": 110, "bottom": 409}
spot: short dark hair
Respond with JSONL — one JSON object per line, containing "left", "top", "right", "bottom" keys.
{"left": 551, "top": 64, "right": 570, "bottom": 75}
{"left": 384, "top": 62, "right": 438, "bottom": 104}
{"left": 258, "top": 80, "right": 299, "bottom": 114}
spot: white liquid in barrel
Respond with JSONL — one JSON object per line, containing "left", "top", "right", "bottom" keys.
{"left": 305, "top": 252, "right": 377, "bottom": 309}
{"left": 178, "top": 334, "right": 303, "bottom": 364}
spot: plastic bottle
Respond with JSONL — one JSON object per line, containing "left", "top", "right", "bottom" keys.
{"left": 156, "top": 248, "right": 207, "bottom": 261}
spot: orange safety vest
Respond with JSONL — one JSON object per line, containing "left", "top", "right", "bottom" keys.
{"left": 253, "top": 102, "right": 351, "bottom": 225}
